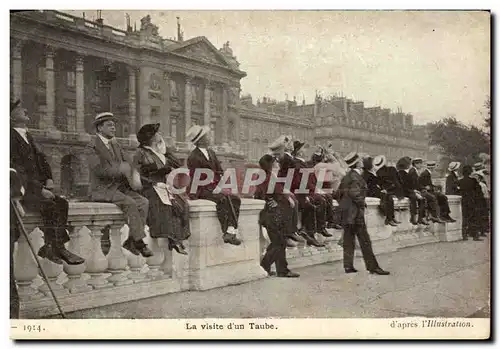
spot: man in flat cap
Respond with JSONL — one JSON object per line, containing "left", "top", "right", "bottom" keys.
{"left": 186, "top": 125, "right": 241, "bottom": 245}
{"left": 338, "top": 152, "right": 389, "bottom": 275}
{"left": 10, "top": 100, "right": 85, "bottom": 266}
{"left": 419, "top": 161, "right": 455, "bottom": 222}
{"left": 86, "top": 112, "right": 153, "bottom": 257}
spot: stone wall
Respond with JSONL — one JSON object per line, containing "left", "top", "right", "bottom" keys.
{"left": 14, "top": 196, "right": 462, "bottom": 318}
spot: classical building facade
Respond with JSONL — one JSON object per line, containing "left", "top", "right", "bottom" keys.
{"left": 10, "top": 10, "right": 431, "bottom": 196}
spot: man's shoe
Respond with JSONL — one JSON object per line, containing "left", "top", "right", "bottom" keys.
{"left": 320, "top": 229, "right": 333, "bottom": 237}
{"left": 463, "top": 236, "right": 469, "bottom": 241}
{"left": 410, "top": 216, "right": 418, "bottom": 225}
{"left": 385, "top": 219, "right": 397, "bottom": 227}
{"left": 291, "top": 232, "right": 307, "bottom": 243}
{"left": 392, "top": 218, "right": 401, "bottom": 224}
{"left": 134, "top": 240, "right": 154, "bottom": 258}
{"left": 345, "top": 267, "right": 358, "bottom": 274}
{"left": 444, "top": 215, "right": 456, "bottom": 223}
{"left": 123, "top": 238, "right": 140, "bottom": 256}
{"left": 277, "top": 271, "right": 300, "bottom": 278}
{"left": 38, "top": 244, "right": 63, "bottom": 265}
{"left": 223, "top": 233, "right": 242, "bottom": 246}
{"left": 286, "top": 238, "right": 298, "bottom": 248}
{"left": 369, "top": 268, "right": 390, "bottom": 275}
{"left": 473, "top": 237, "right": 484, "bottom": 241}
{"left": 429, "top": 216, "right": 445, "bottom": 223}
{"left": 57, "top": 248, "right": 85, "bottom": 265}
{"left": 418, "top": 219, "right": 430, "bottom": 226}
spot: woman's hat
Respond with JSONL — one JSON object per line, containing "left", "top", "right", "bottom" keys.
{"left": 448, "top": 161, "right": 461, "bottom": 172}
{"left": 93, "top": 112, "right": 117, "bottom": 126}
{"left": 186, "top": 124, "right": 210, "bottom": 144}
{"left": 426, "top": 161, "right": 436, "bottom": 168}
{"left": 291, "top": 140, "right": 305, "bottom": 156}
{"left": 269, "top": 135, "right": 289, "bottom": 151}
{"left": 344, "top": 151, "right": 361, "bottom": 167}
{"left": 373, "top": 155, "right": 387, "bottom": 170}
{"left": 473, "top": 162, "right": 485, "bottom": 171}
{"left": 259, "top": 154, "right": 274, "bottom": 170}
{"left": 137, "top": 123, "right": 160, "bottom": 145}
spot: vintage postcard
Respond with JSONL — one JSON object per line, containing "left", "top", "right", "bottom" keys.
{"left": 9, "top": 8, "right": 490, "bottom": 340}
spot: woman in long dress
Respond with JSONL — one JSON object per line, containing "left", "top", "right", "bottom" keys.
{"left": 133, "top": 123, "right": 190, "bottom": 255}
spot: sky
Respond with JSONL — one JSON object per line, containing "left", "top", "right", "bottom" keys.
{"left": 65, "top": 10, "right": 491, "bottom": 127}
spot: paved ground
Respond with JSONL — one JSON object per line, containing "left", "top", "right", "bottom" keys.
{"left": 51, "top": 238, "right": 490, "bottom": 319}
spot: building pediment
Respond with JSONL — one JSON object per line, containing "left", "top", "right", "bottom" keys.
{"left": 169, "top": 37, "right": 238, "bottom": 71}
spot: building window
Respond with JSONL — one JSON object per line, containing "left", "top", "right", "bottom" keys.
{"left": 37, "top": 66, "right": 46, "bottom": 83}
{"left": 66, "top": 71, "right": 76, "bottom": 88}
{"left": 66, "top": 107, "right": 76, "bottom": 132}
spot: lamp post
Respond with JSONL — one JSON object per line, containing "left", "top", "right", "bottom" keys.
{"left": 95, "top": 63, "right": 117, "bottom": 112}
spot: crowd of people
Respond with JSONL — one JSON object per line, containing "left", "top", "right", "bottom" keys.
{"left": 9, "top": 101, "right": 491, "bottom": 318}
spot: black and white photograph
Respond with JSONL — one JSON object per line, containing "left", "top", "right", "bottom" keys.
{"left": 8, "top": 7, "right": 491, "bottom": 339}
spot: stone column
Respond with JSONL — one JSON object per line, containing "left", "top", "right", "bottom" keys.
{"left": 11, "top": 41, "right": 23, "bottom": 101}
{"left": 75, "top": 55, "right": 85, "bottom": 133}
{"left": 161, "top": 71, "right": 171, "bottom": 137}
{"left": 139, "top": 67, "right": 150, "bottom": 126}
{"left": 127, "top": 66, "right": 137, "bottom": 139}
{"left": 203, "top": 80, "right": 211, "bottom": 126}
{"left": 221, "top": 85, "right": 229, "bottom": 144}
{"left": 184, "top": 75, "right": 193, "bottom": 140}
{"left": 233, "top": 85, "right": 242, "bottom": 145}
{"left": 40, "top": 47, "right": 56, "bottom": 129}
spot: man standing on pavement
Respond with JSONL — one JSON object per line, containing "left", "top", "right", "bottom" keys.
{"left": 338, "top": 152, "right": 390, "bottom": 275}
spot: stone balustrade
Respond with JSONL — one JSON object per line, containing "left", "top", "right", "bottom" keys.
{"left": 14, "top": 199, "right": 267, "bottom": 318}
{"left": 261, "top": 195, "right": 463, "bottom": 271}
{"left": 15, "top": 196, "right": 462, "bottom": 318}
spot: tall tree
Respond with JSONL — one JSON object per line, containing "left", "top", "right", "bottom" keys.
{"left": 427, "top": 117, "right": 490, "bottom": 165}
{"left": 483, "top": 96, "right": 491, "bottom": 136}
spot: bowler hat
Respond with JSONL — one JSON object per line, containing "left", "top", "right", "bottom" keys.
{"left": 137, "top": 123, "right": 160, "bottom": 146}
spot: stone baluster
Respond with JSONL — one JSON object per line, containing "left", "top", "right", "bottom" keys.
{"left": 145, "top": 237, "right": 165, "bottom": 280}
{"left": 14, "top": 232, "right": 44, "bottom": 300}
{"left": 37, "top": 256, "right": 69, "bottom": 298}
{"left": 160, "top": 246, "right": 174, "bottom": 278}
{"left": 63, "top": 225, "right": 91, "bottom": 293}
{"left": 127, "top": 252, "right": 147, "bottom": 283}
{"left": 85, "top": 224, "right": 111, "bottom": 289}
{"left": 107, "top": 223, "right": 133, "bottom": 286}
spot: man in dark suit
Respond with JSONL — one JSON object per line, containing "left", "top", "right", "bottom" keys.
{"left": 338, "top": 152, "right": 389, "bottom": 275}
{"left": 419, "top": 161, "right": 455, "bottom": 222}
{"left": 367, "top": 155, "right": 399, "bottom": 226}
{"left": 186, "top": 125, "right": 241, "bottom": 245}
{"left": 397, "top": 157, "right": 427, "bottom": 225}
{"left": 458, "top": 165, "right": 483, "bottom": 241}
{"left": 10, "top": 168, "right": 23, "bottom": 319}
{"left": 413, "top": 158, "right": 444, "bottom": 223}
{"left": 445, "top": 162, "right": 461, "bottom": 195}
{"left": 290, "top": 140, "right": 328, "bottom": 246}
{"left": 86, "top": 112, "right": 153, "bottom": 257}
{"left": 10, "top": 100, "right": 85, "bottom": 266}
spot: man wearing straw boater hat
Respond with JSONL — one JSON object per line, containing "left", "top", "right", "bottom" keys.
{"left": 368, "top": 155, "right": 399, "bottom": 226}
{"left": 397, "top": 156, "right": 427, "bottom": 226}
{"left": 10, "top": 99, "right": 85, "bottom": 266}
{"left": 86, "top": 112, "right": 153, "bottom": 257}
{"left": 419, "top": 161, "right": 456, "bottom": 222}
{"left": 338, "top": 151, "right": 390, "bottom": 275}
{"left": 445, "top": 161, "right": 461, "bottom": 195}
{"left": 186, "top": 124, "right": 242, "bottom": 245}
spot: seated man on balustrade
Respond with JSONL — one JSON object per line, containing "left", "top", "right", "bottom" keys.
{"left": 290, "top": 140, "right": 328, "bottom": 246}
{"left": 268, "top": 136, "right": 304, "bottom": 247}
{"left": 86, "top": 112, "right": 153, "bottom": 258}
{"left": 133, "top": 123, "right": 191, "bottom": 255}
{"left": 363, "top": 155, "right": 399, "bottom": 226}
{"left": 186, "top": 125, "right": 241, "bottom": 246}
{"left": 413, "top": 158, "right": 444, "bottom": 223}
{"left": 445, "top": 162, "right": 461, "bottom": 196}
{"left": 419, "top": 161, "right": 455, "bottom": 223}
{"left": 10, "top": 100, "right": 84, "bottom": 266}
{"left": 254, "top": 154, "right": 299, "bottom": 278}
{"left": 373, "top": 155, "right": 403, "bottom": 225}
{"left": 397, "top": 156, "right": 427, "bottom": 226}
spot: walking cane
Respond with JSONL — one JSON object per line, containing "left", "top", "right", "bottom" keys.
{"left": 10, "top": 199, "right": 67, "bottom": 319}
{"left": 225, "top": 192, "right": 239, "bottom": 230}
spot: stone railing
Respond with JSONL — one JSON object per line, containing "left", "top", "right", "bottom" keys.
{"left": 260, "top": 195, "right": 463, "bottom": 271}
{"left": 15, "top": 195, "right": 462, "bottom": 318}
{"left": 14, "top": 199, "right": 266, "bottom": 318}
